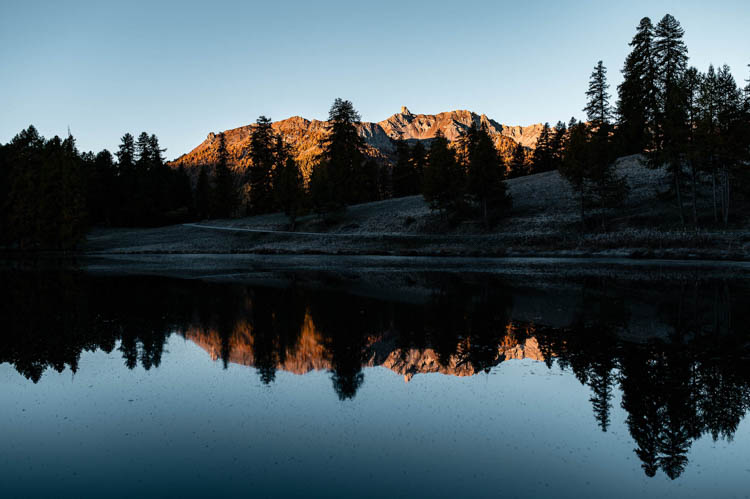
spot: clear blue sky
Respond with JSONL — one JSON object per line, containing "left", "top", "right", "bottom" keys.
{"left": 1, "top": 0, "right": 748, "bottom": 159}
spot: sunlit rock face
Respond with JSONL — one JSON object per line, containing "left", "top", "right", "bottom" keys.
{"left": 183, "top": 314, "right": 549, "bottom": 381}
{"left": 170, "top": 109, "right": 544, "bottom": 181}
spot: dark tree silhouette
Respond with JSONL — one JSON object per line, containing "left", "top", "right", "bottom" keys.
{"left": 422, "top": 131, "right": 465, "bottom": 220}
{"left": 116, "top": 133, "right": 135, "bottom": 170}
{"left": 583, "top": 60, "right": 629, "bottom": 227}
{"left": 550, "top": 120, "right": 567, "bottom": 169}
{"left": 273, "top": 155, "right": 305, "bottom": 230}
{"left": 617, "top": 17, "right": 658, "bottom": 154}
{"left": 392, "top": 140, "right": 420, "bottom": 197}
{"left": 135, "top": 132, "right": 152, "bottom": 170}
{"left": 465, "top": 123, "right": 511, "bottom": 226}
{"left": 507, "top": 142, "right": 527, "bottom": 178}
{"left": 248, "top": 115, "right": 276, "bottom": 214}
{"left": 409, "top": 140, "right": 427, "bottom": 188}
{"left": 559, "top": 119, "right": 591, "bottom": 223}
{"left": 310, "top": 98, "right": 367, "bottom": 214}
{"left": 195, "top": 164, "right": 212, "bottom": 219}
{"left": 651, "top": 13, "right": 690, "bottom": 226}
{"left": 530, "top": 122, "right": 554, "bottom": 173}
{"left": 212, "top": 132, "right": 237, "bottom": 218}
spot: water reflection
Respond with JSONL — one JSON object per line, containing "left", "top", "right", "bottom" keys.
{"left": 1, "top": 267, "right": 749, "bottom": 480}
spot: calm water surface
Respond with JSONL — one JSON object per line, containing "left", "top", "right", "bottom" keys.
{"left": 1, "top": 260, "right": 750, "bottom": 498}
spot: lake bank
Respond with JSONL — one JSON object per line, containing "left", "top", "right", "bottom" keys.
{"left": 82, "top": 222, "right": 750, "bottom": 261}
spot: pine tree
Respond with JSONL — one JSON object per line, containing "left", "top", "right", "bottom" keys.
{"left": 617, "top": 17, "right": 658, "bottom": 154}
{"left": 58, "top": 133, "right": 87, "bottom": 249}
{"left": 249, "top": 115, "right": 276, "bottom": 214}
{"left": 585, "top": 61, "right": 614, "bottom": 128}
{"left": 195, "top": 164, "right": 212, "bottom": 219}
{"left": 682, "top": 66, "right": 703, "bottom": 226}
{"left": 148, "top": 134, "right": 165, "bottom": 169}
{"left": 392, "top": 140, "right": 419, "bottom": 197}
{"left": 410, "top": 141, "right": 427, "bottom": 191}
{"left": 311, "top": 98, "right": 366, "bottom": 213}
{"left": 585, "top": 61, "right": 628, "bottom": 228}
{"left": 559, "top": 120, "right": 591, "bottom": 223}
{"left": 713, "top": 65, "right": 745, "bottom": 225}
{"left": 5, "top": 126, "right": 44, "bottom": 247}
{"left": 563, "top": 61, "right": 628, "bottom": 229}
{"left": 466, "top": 123, "right": 511, "bottom": 226}
{"left": 273, "top": 156, "right": 305, "bottom": 230}
{"left": 652, "top": 13, "right": 690, "bottom": 226}
{"left": 87, "top": 149, "right": 117, "bottom": 225}
{"left": 212, "top": 132, "right": 237, "bottom": 218}
{"left": 116, "top": 133, "right": 135, "bottom": 171}
{"left": 550, "top": 121, "right": 567, "bottom": 169}
{"left": 135, "top": 132, "right": 152, "bottom": 170}
{"left": 530, "top": 123, "right": 553, "bottom": 173}
{"left": 357, "top": 159, "right": 383, "bottom": 202}
{"left": 422, "top": 131, "right": 465, "bottom": 219}
{"left": 508, "top": 142, "right": 527, "bottom": 178}
{"left": 174, "top": 165, "right": 194, "bottom": 217}
{"left": 4, "top": 128, "right": 87, "bottom": 249}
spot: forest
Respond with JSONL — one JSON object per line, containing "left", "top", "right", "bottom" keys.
{"left": 1, "top": 13, "right": 748, "bottom": 250}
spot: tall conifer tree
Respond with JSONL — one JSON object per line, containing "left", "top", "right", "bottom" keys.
{"left": 392, "top": 140, "right": 419, "bottom": 197}
{"left": 466, "top": 123, "right": 511, "bottom": 226}
{"left": 212, "top": 132, "right": 236, "bottom": 218}
{"left": 508, "top": 142, "right": 527, "bottom": 178}
{"left": 617, "top": 17, "right": 658, "bottom": 154}
{"left": 422, "top": 131, "right": 465, "bottom": 219}
{"left": 311, "top": 98, "right": 366, "bottom": 213}
{"left": 531, "top": 123, "right": 553, "bottom": 173}
{"left": 652, "top": 13, "right": 689, "bottom": 225}
{"left": 249, "top": 115, "right": 276, "bottom": 214}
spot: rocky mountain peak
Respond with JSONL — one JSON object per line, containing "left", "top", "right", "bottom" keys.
{"left": 400, "top": 106, "right": 412, "bottom": 115}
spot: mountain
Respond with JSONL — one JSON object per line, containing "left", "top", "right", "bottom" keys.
{"left": 170, "top": 108, "right": 545, "bottom": 180}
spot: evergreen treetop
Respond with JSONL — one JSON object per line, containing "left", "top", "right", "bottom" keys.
{"left": 585, "top": 61, "right": 613, "bottom": 128}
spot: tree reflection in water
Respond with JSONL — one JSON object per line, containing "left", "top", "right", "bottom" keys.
{"left": 1, "top": 267, "right": 749, "bottom": 479}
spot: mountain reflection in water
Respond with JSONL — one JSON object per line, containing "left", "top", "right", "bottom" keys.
{"left": 1, "top": 267, "right": 749, "bottom": 481}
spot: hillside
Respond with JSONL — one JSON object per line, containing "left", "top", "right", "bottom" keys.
{"left": 86, "top": 156, "right": 750, "bottom": 260}
{"left": 170, "top": 108, "right": 544, "bottom": 179}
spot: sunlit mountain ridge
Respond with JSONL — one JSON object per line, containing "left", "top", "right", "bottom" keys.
{"left": 170, "top": 108, "right": 545, "bottom": 180}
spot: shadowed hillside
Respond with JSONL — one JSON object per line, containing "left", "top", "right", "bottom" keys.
{"left": 86, "top": 156, "right": 750, "bottom": 259}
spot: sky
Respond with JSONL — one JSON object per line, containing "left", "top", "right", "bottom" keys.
{"left": 1, "top": 0, "right": 748, "bottom": 159}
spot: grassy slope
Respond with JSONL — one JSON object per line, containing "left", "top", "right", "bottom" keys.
{"left": 86, "top": 156, "right": 750, "bottom": 260}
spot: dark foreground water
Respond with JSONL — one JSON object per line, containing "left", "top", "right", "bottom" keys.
{"left": 2, "top": 258, "right": 750, "bottom": 498}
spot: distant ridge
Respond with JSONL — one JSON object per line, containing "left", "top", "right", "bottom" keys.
{"left": 171, "top": 108, "right": 545, "bottom": 179}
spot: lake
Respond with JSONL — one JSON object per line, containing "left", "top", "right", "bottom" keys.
{"left": 1, "top": 256, "right": 749, "bottom": 498}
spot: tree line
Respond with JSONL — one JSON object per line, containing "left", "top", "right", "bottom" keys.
{"left": 0, "top": 98, "right": 515, "bottom": 250}
{"left": 539, "top": 14, "right": 750, "bottom": 228}
{"left": 0, "top": 127, "right": 193, "bottom": 249}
